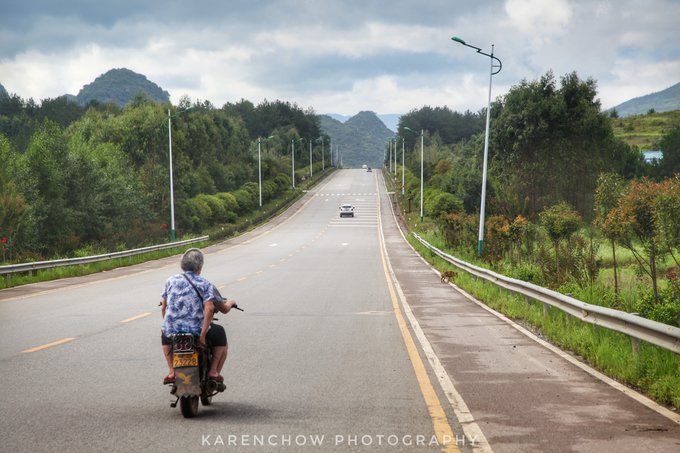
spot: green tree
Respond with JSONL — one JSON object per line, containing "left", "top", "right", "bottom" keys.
{"left": 594, "top": 173, "right": 627, "bottom": 295}
{"left": 15, "top": 120, "right": 70, "bottom": 254}
{"left": 605, "top": 179, "right": 665, "bottom": 302}
{"left": 0, "top": 135, "right": 27, "bottom": 261}
{"left": 656, "top": 175, "right": 680, "bottom": 267}
{"left": 658, "top": 126, "right": 680, "bottom": 178}
{"left": 539, "top": 202, "right": 582, "bottom": 281}
{"left": 491, "top": 71, "right": 629, "bottom": 219}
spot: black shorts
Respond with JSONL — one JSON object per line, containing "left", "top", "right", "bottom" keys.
{"left": 161, "top": 324, "right": 227, "bottom": 347}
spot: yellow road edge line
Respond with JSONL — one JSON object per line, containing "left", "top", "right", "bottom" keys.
{"left": 120, "top": 312, "right": 152, "bottom": 323}
{"left": 376, "top": 179, "right": 460, "bottom": 453}
{"left": 22, "top": 337, "right": 77, "bottom": 353}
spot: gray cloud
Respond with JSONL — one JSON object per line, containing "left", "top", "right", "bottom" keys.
{"left": 0, "top": 0, "right": 678, "bottom": 114}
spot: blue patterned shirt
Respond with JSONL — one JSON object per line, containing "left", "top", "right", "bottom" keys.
{"left": 161, "top": 272, "right": 216, "bottom": 336}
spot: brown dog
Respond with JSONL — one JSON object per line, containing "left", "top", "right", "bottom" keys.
{"left": 440, "top": 270, "right": 457, "bottom": 283}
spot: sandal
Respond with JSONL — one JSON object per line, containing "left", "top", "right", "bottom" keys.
{"left": 208, "top": 373, "right": 224, "bottom": 382}
{"left": 163, "top": 374, "right": 175, "bottom": 384}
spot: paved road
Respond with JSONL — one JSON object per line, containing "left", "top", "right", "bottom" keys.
{"left": 0, "top": 169, "right": 678, "bottom": 452}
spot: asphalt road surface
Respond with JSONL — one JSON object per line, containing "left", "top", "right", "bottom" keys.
{"left": 0, "top": 169, "right": 678, "bottom": 452}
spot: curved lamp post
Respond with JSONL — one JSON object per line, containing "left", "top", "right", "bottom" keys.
{"left": 257, "top": 135, "right": 274, "bottom": 207}
{"left": 404, "top": 127, "right": 424, "bottom": 222}
{"left": 292, "top": 137, "right": 303, "bottom": 189}
{"left": 451, "top": 36, "right": 502, "bottom": 257}
{"left": 400, "top": 136, "right": 405, "bottom": 196}
{"left": 317, "top": 137, "right": 325, "bottom": 171}
{"left": 167, "top": 106, "right": 194, "bottom": 240}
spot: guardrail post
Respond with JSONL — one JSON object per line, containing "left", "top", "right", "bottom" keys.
{"left": 631, "top": 337, "right": 640, "bottom": 356}
{"left": 543, "top": 302, "right": 549, "bottom": 318}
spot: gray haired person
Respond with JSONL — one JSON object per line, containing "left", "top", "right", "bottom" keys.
{"left": 160, "top": 248, "right": 238, "bottom": 384}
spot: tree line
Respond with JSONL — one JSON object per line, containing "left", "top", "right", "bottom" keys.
{"left": 392, "top": 70, "right": 680, "bottom": 324}
{"left": 0, "top": 94, "right": 326, "bottom": 261}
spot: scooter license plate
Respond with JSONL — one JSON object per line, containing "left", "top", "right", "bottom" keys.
{"left": 173, "top": 352, "right": 198, "bottom": 368}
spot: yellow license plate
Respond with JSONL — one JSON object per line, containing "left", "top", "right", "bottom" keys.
{"left": 173, "top": 352, "right": 198, "bottom": 368}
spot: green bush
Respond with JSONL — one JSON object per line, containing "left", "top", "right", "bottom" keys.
{"left": 262, "top": 180, "right": 277, "bottom": 201}
{"left": 274, "top": 174, "right": 292, "bottom": 191}
{"left": 425, "top": 190, "right": 463, "bottom": 217}
{"left": 196, "top": 194, "right": 226, "bottom": 223}
{"left": 216, "top": 192, "right": 239, "bottom": 213}
{"left": 232, "top": 189, "right": 256, "bottom": 214}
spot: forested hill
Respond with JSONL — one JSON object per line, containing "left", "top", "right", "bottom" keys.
{"left": 0, "top": 83, "right": 8, "bottom": 98}
{"left": 612, "top": 82, "right": 680, "bottom": 117}
{"left": 319, "top": 111, "right": 394, "bottom": 168}
{"left": 75, "top": 68, "right": 170, "bottom": 107}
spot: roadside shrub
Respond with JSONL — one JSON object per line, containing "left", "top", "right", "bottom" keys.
{"left": 273, "top": 174, "right": 292, "bottom": 191}
{"left": 196, "top": 194, "right": 226, "bottom": 224}
{"left": 484, "top": 215, "right": 511, "bottom": 265}
{"left": 262, "top": 180, "right": 277, "bottom": 201}
{"left": 508, "top": 262, "right": 543, "bottom": 285}
{"left": 637, "top": 269, "right": 680, "bottom": 326}
{"left": 216, "top": 192, "right": 239, "bottom": 213}
{"left": 426, "top": 190, "right": 463, "bottom": 217}
{"left": 439, "top": 212, "right": 477, "bottom": 249}
{"left": 232, "top": 189, "right": 256, "bottom": 214}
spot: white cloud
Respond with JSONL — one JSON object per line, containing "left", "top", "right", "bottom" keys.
{"left": 0, "top": 0, "right": 678, "bottom": 115}
{"left": 504, "top": 0, "right": 573, "bottom": 37}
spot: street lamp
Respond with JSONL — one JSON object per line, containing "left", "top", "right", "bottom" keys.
{"left": 451, "top": 36, "right": 502, "bottom": 257}
{"left": 292, "top": 137, "right": 303, "bottom": 189}
{"left": 387, "top": 139, "right": 392, "bottom": 173}
{"left": 404, "top": 127, "right": 424, "bottom": 222}
{"left": 400, "top": 136, "right": 405, "bottom": 196}
{"left": 394, "top": 137, "right": 398, "bottom": 177}
{"left": 291, "top": 139, "right": 296, "bottom": 189}
{"left": 257, "top": 135, "right": 274, "bottom": 207}
{"left": 167, "top": 105, "right": 194, "bottom": 241}
{"left": 317, "top": 137, "right": 325, "bottom": 171}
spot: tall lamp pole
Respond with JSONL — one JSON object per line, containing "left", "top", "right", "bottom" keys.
{"left": 318, "top": 137, "right": 325, "bottom": 171}
{"left": 167, "top": 106, "right": 194, "bottom": 241}
{"left": 291, "top": 139, "right": 296, "bottom": 189}
{"left": 257, "top": 136, "right": 274, "bottom": 207}
{"left": 394, "top": 137, "right": 398, "bottom": 176}
{"left": 309, "top": 140, "right": 313, "bottom": 178}
{"left": 401, "top": 136, "right": 405, "bottom": 196}
{"left": 404, "top": 127, "right": 424, "bottom": 222}
{"left": 451, "top": 36, "right": 502, "bottom": 257}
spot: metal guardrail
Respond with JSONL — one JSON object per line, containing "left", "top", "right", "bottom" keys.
{"left": 412, "top": 233, "right": 680, "bottom": 355}
{"left": 0, "top": 236, "right": 209, "bottom": 276}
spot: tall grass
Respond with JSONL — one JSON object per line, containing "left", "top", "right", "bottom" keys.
{"left": 407, "top": 233, "right": 680, "bottom": 409}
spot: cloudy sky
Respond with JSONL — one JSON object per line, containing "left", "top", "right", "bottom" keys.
{"left": 1, "top": 0, "right": 679, "bottom": 117}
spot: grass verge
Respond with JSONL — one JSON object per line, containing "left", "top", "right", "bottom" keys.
{"left": 404, "top": 212, "right": 680, "bottom": 410}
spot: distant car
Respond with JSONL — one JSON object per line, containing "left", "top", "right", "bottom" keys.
{"left": 339, "top": 204, "right": 354, "bottom": 218}
{"left": 367, "top": 167, "right": 372, "bottom": 172}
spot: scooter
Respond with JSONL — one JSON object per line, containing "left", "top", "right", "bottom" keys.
{"left": 167, "top": 307, "right": 242, "bottom": 417}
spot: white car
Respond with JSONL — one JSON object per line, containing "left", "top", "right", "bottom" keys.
{"left": 339, "top": 204, "right": 354, "bottom": 217}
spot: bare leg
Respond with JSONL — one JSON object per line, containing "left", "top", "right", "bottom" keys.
{"left": 209, "top": 346, "right": 227, "bottom": 376}
{"left": 163, "top": 344, "right": 174, "bottom": 377}
{"left": 217, "top": 344, "right": 228, "bottom": 373}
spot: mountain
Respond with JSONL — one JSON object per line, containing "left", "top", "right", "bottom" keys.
{"left": 376, "top": 113, "right": 401, "bottom": 132}
{"left": 319, "top": 111, "right": 394, "bottom": 168}
{"left": 611, "top": 82, "right": 680, "bottom": 117}
{"left": 325, "top": 112, "right": 401, "bottom": 132}
{"left": 0, "top": 83, "right": 8, "bottom": 98}
{"left": 75, "top": 68, "right": 170, "bottom": 107}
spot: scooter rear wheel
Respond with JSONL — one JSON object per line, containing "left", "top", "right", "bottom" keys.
{"left": 180, "top": 395, "right": 199, "bottom": 418}
{"left": 201, "top": 394, "right": 212, "bottom": 406}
